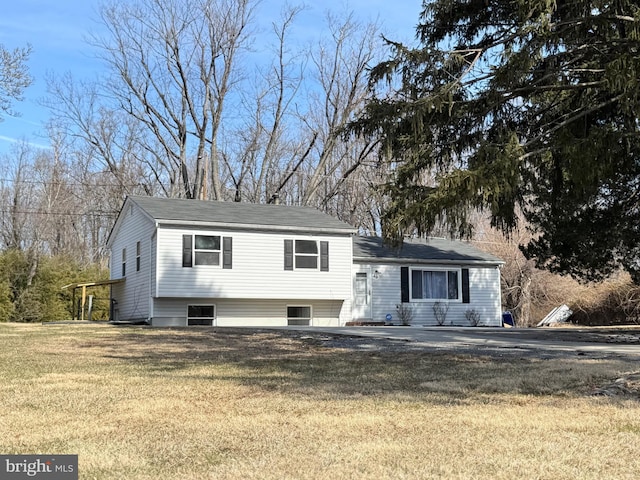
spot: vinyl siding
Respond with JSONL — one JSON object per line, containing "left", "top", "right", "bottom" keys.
{"left": 109, "top": 202, "right": 156, "bottom": 322}
{"left": 108, "top": 200, "right": 503, "bottom": 327}
{"left": 155, "top": 226, "right": 353, "bottom": 301}
{"left": 468, "top": 266, "right": 502, "bottom": 326}
{"left": 355, "top": 262, "right": 502, "bottom": 326}
{"left": 152, "top": 298, "right": 346, "bottom": 327}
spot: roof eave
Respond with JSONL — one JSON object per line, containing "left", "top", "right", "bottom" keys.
{"left": 157, "top": 219, "right": 357, "bottom": 235}
{"left": 353, "top": 256, "right": 505, "bottom": 266}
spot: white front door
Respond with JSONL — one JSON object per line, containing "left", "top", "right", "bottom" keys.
{"left": 353, "top": 270, "right": 372, "bottom": 320}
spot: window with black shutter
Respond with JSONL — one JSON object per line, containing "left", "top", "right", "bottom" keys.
{"left": 284, "top": 239, "right": 329, "bottom": 271}
{"left": 222, "top": 237, "right": 232, "bottom": 269}
{"left": 401, "top": 267, "right": 409, "bottom": 303}
{"left": 182, "top": 235, "right": 192, "bottom": 267}
{"left": 320, "top": 241, "right": 329, "bottom": 271}
{"left": 462, "top": 268, "right": 470, "bottom": 303}
{"left": 284, "top": 239, "right": 293, "bottom": 270}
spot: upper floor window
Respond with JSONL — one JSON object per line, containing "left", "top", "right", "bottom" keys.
{"left": 121, "top": 248, "right": 126, "bottom": 277}
{"left": 183, "top": 234, "right": 232, "bottom": 268}
{"left": 136, "top": 241, "right": 141, "bottom": 272}
{"left": 295, "top": 240, "right": 318, "bottom": 269}
{"left": 194, "top": 235, "right": 220, "bottom": 265}
{"left": 284, "top": 239, "right": 329, "bottom": 271}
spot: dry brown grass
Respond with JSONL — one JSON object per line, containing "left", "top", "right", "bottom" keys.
{"left": 1, "top": 323, "right": 639, "bottom": 479}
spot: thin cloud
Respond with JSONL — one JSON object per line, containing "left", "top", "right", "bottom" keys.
{"left": 0, "top": 135, "right": 51, "bottom": 150}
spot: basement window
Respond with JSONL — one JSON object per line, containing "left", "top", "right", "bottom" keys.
{"left": 287, "top": 305, "right": 312, "bottom": 326}
{"left": 187, "top": 305, "right": 215, "bottom": 326}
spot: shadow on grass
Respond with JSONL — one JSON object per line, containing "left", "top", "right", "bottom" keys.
{"left": 74, "top": 326, "right": 637, "bottom": 402}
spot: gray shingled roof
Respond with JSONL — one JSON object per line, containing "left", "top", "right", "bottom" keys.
{"left": 129, "top": 196, "right": 356, "bottom": 234}
{"left": 353, "top": 236, "right": 504, "bottom": 265}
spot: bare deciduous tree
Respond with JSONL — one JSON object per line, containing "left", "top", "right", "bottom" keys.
{"left": 301, "top": 12, "right": 381, "bottom": 208}
{"left": 0, "top": 143, "right": 37, "bottom": 250}
{"left": 472, "top": 214, "right": 586, "bottom": 326}
{"left": 218, "top": 7, "right": 385, "bottom": 222}
{"left": 45, "top": 2, "right": 388, "bottom": 230}
{"left": 220, "top": 4, "right": 306, "bottom": 204}
{"left": 85, "top": 0, "right": 256, "bottom": 199}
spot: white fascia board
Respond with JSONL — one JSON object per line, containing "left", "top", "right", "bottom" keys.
{"left": 106, "top": 197, "right": 159, "bottom": 248}
{"left": 105, "top": 198, "right": 130, "bottom": 249}
{"left": 157, "top": 219, "right": 357, "bottom": 236}
{"left": 352, "top": 256, "right": 505, "bottom": 267}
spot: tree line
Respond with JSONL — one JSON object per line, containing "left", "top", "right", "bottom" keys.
{"left": 1, "top": 1, "right": 391, "bottom": 261}
{"left": 1, "top": 0, "right": 389, "bottom": 322}
{"left": 2, "top": 0, "right": 640, "bottom": 324}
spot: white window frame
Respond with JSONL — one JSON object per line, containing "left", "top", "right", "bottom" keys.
{"left": 136, "top": 241, "right": 141, "bottom": 272}
{"left": 354, "top": 272, "right": 369, "bottom": 306}
{"left": 286, "top": 305, "right": 312, "bottom": 326}
{"left": 409, "top": 267, "right": 462, "bottom": 302}
{"left": 294, "top": 239, "right": 319, "bottom": 270}
{"left": 193, "top": 235, "right": 221, "bottom": 267}
{"left": 186, "top": 304, "right": 216, "bottom": 326}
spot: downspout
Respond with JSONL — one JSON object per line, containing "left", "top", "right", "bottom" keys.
{"left": 148, "top": 229, "right": 157, "bottom": 325}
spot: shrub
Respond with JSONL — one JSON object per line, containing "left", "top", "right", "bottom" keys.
{"left": 395, "top": 303, "right": 413, "bottom": 325}
{"left": 0, "top": 249, "right": 110, "bottom": 322}
{"left": 465, "top": 309, "right": 481, "bottom": 326}
{"left": 432, "top": 301, "right": 449, "bottom": 325}
{"left": 569, "top": 277, "right": 640, "bottom": 326}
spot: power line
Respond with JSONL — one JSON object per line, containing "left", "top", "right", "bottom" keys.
{"left": 0, "top": 209, "right": 117, "bottom": 218}
{"left": 0, "top": 177, "right": 148, "bottom": 189}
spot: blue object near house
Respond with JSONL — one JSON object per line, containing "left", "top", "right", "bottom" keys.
{"left": 502, "top": 312, "right": 514, "bottom": 327}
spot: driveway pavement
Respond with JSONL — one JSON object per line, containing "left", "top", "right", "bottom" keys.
{"left": 280, "top": 326, "right": 640, "bottom": 359}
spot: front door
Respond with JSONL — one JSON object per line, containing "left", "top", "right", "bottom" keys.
{"left": 353, "top": 270, "right": 372, "bottom": 320}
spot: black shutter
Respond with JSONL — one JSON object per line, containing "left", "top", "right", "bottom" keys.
{"left": 284, "top": 239, "right": 293, "bottom": 270}
{"left": 401, "top": 267, "right": 409, "bottom": 303}
{"left": 182, "top": 235, "right": 192, "bottom": 267}
{"left": 462, "top": 268, "right": 470, "bottom": 303}
{"left": 320, "top": 241, "right": 329, "bottom": 271}
{"left": 222, "top": 237, "right": 232, "bottom": 269}
{"left": 411, "top": 269, "right": 423, "bottom": 299}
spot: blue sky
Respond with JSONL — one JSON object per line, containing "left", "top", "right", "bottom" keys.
{"left": 0, "top": 0, "right": 422, "bottom": 155}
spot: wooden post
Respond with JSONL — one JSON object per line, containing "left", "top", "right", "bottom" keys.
{"left": 72, "top": 287, "right": 76, "bottom": 320}
{"left": 81, "top": 285, "right": 87, "bottom": 321}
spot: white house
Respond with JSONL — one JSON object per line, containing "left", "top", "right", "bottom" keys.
{"left": 352, "top": 236, "right": 504, "bottom": 327}
{"left": 106, "top": 196, "right": 504, "bottom": 327}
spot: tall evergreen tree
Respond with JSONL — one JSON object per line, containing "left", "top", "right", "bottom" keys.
{"left": 351, "top": 0, "right": 640, "bottom": 283}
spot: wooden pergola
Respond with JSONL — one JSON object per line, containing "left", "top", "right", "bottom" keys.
{"left": 62, "top": 279, "right": 124, "bottom": 321}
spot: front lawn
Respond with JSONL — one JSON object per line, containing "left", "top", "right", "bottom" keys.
{"left": 1, "top": 323, "right": 638, "bottom": 479}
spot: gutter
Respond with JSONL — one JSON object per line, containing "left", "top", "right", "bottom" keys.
{"left": 352, "top": 256, "right": 505, "bottom": 267}
{"left": 157, "top": 219, "right": 357, "bottom": 236}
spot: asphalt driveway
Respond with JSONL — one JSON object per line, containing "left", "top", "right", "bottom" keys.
{"left": 278, "top": 326, "right": 640, "bottom": 359}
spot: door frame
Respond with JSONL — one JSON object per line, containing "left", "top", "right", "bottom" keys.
{"left": 353, "top": 265, "right": 372, "bottom": 320}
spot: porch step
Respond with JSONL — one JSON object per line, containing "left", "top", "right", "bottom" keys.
{"left": 345, "top": 321, "right": 386, "bottom": 326}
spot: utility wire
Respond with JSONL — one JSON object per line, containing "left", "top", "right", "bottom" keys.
{"left": 0, "top": 209, "right": 117, "bottom": 218}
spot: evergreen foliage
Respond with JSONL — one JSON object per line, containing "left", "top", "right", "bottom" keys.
{"left": 0, "top": 249, "right": 110, "bottom": 322}
{"left": 351, "top": 0, "right": 640, "bottom": 283}
{"left": 0, "top": 43, "right": 32, "bottom": 119}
